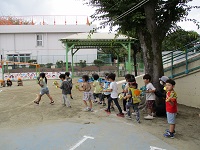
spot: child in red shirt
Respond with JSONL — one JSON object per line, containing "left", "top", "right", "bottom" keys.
{"left": 164, "top": 79, "right": 177, "bottom": 138}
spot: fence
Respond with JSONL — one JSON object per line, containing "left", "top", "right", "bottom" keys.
{"left": 162, "top": 38, "right": 200, "bottom": 78}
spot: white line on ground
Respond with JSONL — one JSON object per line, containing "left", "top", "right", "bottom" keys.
{"left": 150, "top": 146, "right": 166, "bottom": 150}
{"left": 69, "top": 135, "right": 94, "bottom": 150}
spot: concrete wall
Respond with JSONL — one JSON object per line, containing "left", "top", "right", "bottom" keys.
{"left": 135, "top": 70, "right": 200, "bottom": 109}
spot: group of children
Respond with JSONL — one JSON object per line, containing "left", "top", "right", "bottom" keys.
{"left": 33, "top": 72, "right": 177, "bottom": 139}
{"left": 0, "top": 78, "right": 23, "bottom": 87}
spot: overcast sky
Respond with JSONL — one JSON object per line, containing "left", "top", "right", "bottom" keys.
{"left": 0, "top": 0, "right": 200, "bottom": 33}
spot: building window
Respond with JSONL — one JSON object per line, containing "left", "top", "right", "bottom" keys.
{"left": 7, "top": 54, "right": 31, "bottom": 62}
{"left": 36, "top": 34, "right": 43, "bottom": 46}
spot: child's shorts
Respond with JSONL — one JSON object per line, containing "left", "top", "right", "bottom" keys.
{"left": 40, "top": 87, "right": 49, "bottom": 95}
{"left": 146, "top": 100, "right": 155, "bottom": 109}
{"left": 167, "top": 112, "right": 176, "bottom": 124}
{"left": 93, "top": 93, "right": 101, "bottom": 99}
{"left": 83, "top": 92, "right": 94, "bottom": 101}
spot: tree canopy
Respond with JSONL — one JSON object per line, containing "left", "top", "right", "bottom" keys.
{"left": 0, "top": 16, "right": 34, "bottom": 25}
{"left": 162, "top": 28, "right": 200, "bottom": 51}
{"left": 86, "top": 0, "right": 198, "bottom": 89}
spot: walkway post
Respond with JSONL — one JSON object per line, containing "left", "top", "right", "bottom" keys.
{"left": 71, "top": 49, "right": 74, "bottom": 78}
{"left": 65, "top": 43, "right": 69, "bottom": 72}
{"left": 128, "top": 42, "right": 131, "bottom": 74}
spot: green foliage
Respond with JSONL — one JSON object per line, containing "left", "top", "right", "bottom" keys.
{"left": 46, "top": 63, "right": 53, "bottom": 68}
{"left": 56, "top": 60, "right": 64, "bottom": 68}
{"left": 78, "top": 60, "right": 86, "bottom": 68}
{"left": 28, "top": 59, "right": 37, "bottom": 64}
{"left": 93, "top": 59, "right": 105, "bottom": 67}
{"left": 162, "top": 29, "right": 200, "bottom": 51}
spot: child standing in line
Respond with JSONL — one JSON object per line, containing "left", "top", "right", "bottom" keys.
{"left": 122, "top": 74, "right": 136, "bottom": 114}
{"left": 92, "top": 74, "right": 102, "bottom": 103}
{"left": 143, "top": 74, "right": 156, "bottom": 120}
{"left": 34, "top": 73, "right": 54, "bottom": 105}
{"left": 124, "top": 79, "right": 141, "bottom": 123}
{"left": 100, "top": 73, "right": 111, "bottom": 106}
{"left": 78, "top": 75, "right": 94, "bottom": 112}
{"left": 104, "top": 73, "right": 124, "bottom": 117}
{"left": 57, "top": 74, "right": 71, "bottom": 108}
{"left": 164, "top": 79, "right": 177, "bottom": 138}
{"left": 65, "top": 72, "right": 73, "bottom": 99}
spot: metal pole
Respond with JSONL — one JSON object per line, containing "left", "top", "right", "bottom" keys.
{"left": 71, "top": 49, "right": 74, "bottom": 78}
{"left": 117, "top": 54, "right": 119, "bottom": 77}
{"left": 128, "top": 42, "right": 131, "bottom": 74}
{"left": 185, "top": 48, "right": 189, "bottom": 74}
{"left": 65, "top": 43, "right": 69, "bottom": 72}
{"left": 171, "top": 52, "right": 173, "bottom": 78}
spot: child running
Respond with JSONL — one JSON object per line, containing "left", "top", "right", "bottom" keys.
{"left": 57, "top": 74, "right": 71, "bottom": 108}
{"left": 164, "top": 79, "right": 177, "bottom": 138}
{"left": 65, "top": 72, "right": 73, "bottom": 99}
{"left": 34, "top": 73, "right": 54, "bottom": 105}
{"left": 78, "top": 75, "right": 94, "bottom": 112}
{"left": 104, "top": 73, "right": 124, "bottom": 117}
{"left": 124, "top": 79, "right": 141, "bottom": 123}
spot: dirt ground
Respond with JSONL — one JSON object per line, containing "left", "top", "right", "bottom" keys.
{"left": 0, "top": 80, "right": 199, "bottom": 150}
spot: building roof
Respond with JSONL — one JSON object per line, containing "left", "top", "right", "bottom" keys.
{"left": 60, "top": 32, "right": 135, "bottom": 42}
{"left": 0, "top": 25, "right": 96, "bottom": 33}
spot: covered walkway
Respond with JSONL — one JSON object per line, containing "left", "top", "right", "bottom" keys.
{"left": 60, "top": 33, "right": 136, "bottom": 77}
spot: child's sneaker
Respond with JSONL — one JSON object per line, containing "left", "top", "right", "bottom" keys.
{"left": 83, "top": 107, "right": 90, "bottom": 112}
{"left": 165, "top": 129, "right": 176, "bottom": 135}
{"left": 164, "top": 132, "right": 174, "bottom": 138}
{"left": 117, "top": 113, "right": 124, "bottom": 117}
{"left": 125, "top": 115, "right": 132, "bottom": 120}
{"left": 144, "top": 115, "right": 154, "bottom": 120}
{"left": 132, "top": 112, "right": 137, "bottom": 116}
{"left": 122, "top": 110, "right": 127, "bottom": 114}
{"left": 152, "top": 112, "right": 156, "bottom": 117}
{"left": 104, "top": 109, "right": 111, "bottom": 114}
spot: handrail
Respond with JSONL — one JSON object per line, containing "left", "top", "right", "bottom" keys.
{"left": 162, "top": 39, "right": 200, "bottom": 78}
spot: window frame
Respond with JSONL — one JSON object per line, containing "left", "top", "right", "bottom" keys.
{"left": 36, "top": 34, "right": 44, "bottom": 47}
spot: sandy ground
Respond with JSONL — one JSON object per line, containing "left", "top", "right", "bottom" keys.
{"left": 0, "top": 80, "right": 199, "bottom": 150}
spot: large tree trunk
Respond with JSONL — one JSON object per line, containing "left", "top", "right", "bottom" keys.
{"left": 137, "top": 1, "right": 164, "bottom": 93}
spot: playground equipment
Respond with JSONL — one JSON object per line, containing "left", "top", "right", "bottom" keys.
{"left": 0, "top": 60, "right": 40, "bottom": 81}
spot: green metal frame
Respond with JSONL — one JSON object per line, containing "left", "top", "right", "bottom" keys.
{"left": 162, "top": 40, "right": 200, "bottom": 78}
{"left": 61, "top": 37, "right": 136, "bottom": 78}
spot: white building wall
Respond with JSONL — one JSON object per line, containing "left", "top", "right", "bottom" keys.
{"left": 0, "top": 25, "right": 97, "bottom": 64}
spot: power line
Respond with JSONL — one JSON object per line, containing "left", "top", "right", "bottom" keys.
{"left": 94, "top": 0, "right": 150, "bottom": 31}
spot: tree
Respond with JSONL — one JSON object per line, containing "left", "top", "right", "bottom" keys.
{"left": 0, "top": 16, "right": 34, "bottom": 25}
{"left": 93, "top": 59, "right": 105, "bottom": 72}
{"left": 162, "top": 28, "right": 200, "bottom": 51}
{"left": 87, "top": 0, "right": 196, "bottom": 89}
{"left": 78, "top": 60, "right": 86, "bottom": 68}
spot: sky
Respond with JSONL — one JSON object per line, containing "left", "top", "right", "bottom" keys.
{"left": 0, "top": 0, "right": 200, "bottom": 33}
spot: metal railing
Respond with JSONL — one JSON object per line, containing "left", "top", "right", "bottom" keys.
{"left": 162, "top": 38, "right": 200, "bottom": 78}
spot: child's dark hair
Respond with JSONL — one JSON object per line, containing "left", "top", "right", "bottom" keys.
{"left": 125, "top": 74, "right": 135, "bottom": 82}
{"left": 59, "top": 74, "right": 66, "bottom": 79}
{"left": 105, "top": 73, "right": 109, "bottom": 79}
{"left": 143, "top": 74, "right": 151, "bottom": 81}
{"left": 40, "top": 73, "right": 47, "bottom": 84}
{"left": 92, "top": 74, "right": 99, "bottom": 80}
{"left": 65, "top": 72, "right": 70, "bottom": 77}
{"left": 107, "top": 73, "right": 116, "bottom": 81}
{"left": 82, "top": 75, "right": 89, "bottom": 82}
{"left": 166, "top": 79, "right": 176, "bottom": 86}
{"left": 129, "top": 82, "right": 138, "bottom": 89}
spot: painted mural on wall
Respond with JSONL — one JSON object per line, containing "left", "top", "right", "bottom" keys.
{"left": 4, "top": 72, "right": 65, "bottom": 81}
